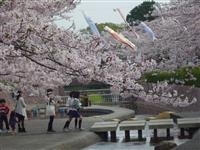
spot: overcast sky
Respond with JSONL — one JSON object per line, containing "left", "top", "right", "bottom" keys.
{"left": 56, "top": 0, "right": 170, "bottom": 30}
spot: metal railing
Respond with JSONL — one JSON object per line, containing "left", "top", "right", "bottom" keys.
{"left": 59, "top": 93, "right": 121, "bottom": 106}
{"left": 28, "top": 93, "right": 122, "bottom": 119}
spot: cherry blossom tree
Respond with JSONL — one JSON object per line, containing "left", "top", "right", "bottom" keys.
{"left": 129, "top": 0, "right": 200, "bottom": 70}
{"left": 0, "top": 0, "right": 198, "bottom": 107}
{"left": 0, "top": 0, "right": 155, "bottom": 96}
{"left": 0, "top": 1, "right": 108, "bottom": 90}
{"left": 120, "top": 0, "right": 200, "bottom": 106}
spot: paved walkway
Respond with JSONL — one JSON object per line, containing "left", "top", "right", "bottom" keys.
{"left": 0, "top": 105, "right": 135, "bottom": 150}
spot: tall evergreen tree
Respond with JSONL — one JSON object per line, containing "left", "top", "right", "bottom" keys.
{"left": 126, "top": 0, "right": 156, "bottom": 25}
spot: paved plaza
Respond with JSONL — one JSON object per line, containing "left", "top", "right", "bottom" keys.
{"left": 0, "top": 105, "right": 200, "bottom": 150}
{"left": 0, "top": 106, "right": 134, "bottom": 150}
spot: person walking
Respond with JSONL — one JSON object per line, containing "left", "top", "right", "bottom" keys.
{"left": 63, "top": 91, "right": 83, "bottom": 131}
{"left": 15, "top": 90, "right": 27, "bottom": 133}
{"left": 73, "top": 91, "right": 83, "bottom": 130}
{"left": 0, "top": 99, "right": 10, "bottom": 132}
{"left": 46, "top": 89, "right": 56, "bottom": 132}
{"left": 63, "top": 91, "right": 75, "bottom": 131}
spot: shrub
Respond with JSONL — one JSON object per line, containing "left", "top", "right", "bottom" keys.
{"left": 143, "top": 66, "right": 200, "bottom": 87}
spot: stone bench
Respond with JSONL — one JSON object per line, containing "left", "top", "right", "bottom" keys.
{"left": 177, "top": 117, "right": 200, "bottom": 138}
{"left": 90, "top": 121, "right": 119, "bottom": 142}
{"left": 119, "top": 120, "right": 146, "bottom": 141}
{"left": 148, "top": 119, "right": 174, "bottom": 142}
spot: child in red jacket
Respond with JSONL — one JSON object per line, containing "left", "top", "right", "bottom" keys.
{"left": 0, "top": 99, "right": 10, "bottom": 132}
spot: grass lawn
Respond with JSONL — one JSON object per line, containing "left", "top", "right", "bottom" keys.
{"left": 88, "top": 94, "right": 104, "bottom": 104}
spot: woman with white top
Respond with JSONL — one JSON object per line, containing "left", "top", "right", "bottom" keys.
{"left": 46, "top": 89, "right": 56, "bottom": 132}
{"left": 15, "top": 90, "right": 27, "bottom": 133}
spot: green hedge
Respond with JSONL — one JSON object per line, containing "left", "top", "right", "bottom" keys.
{"left": 143, "top": 66, "right": 200, "bottom": 87}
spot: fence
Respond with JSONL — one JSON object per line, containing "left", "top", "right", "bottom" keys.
{"left": 30, "top": 93, "right": 158, "bottom": 119}
{"left": 59, "top": 93, "right": 121, "bottom": 106}
{"left": 28, "top": 93, "right": 122, "bottom": 119}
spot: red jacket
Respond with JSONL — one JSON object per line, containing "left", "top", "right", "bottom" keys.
{"left": 0, "top": 104, "right": 9, "bottom": 115}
